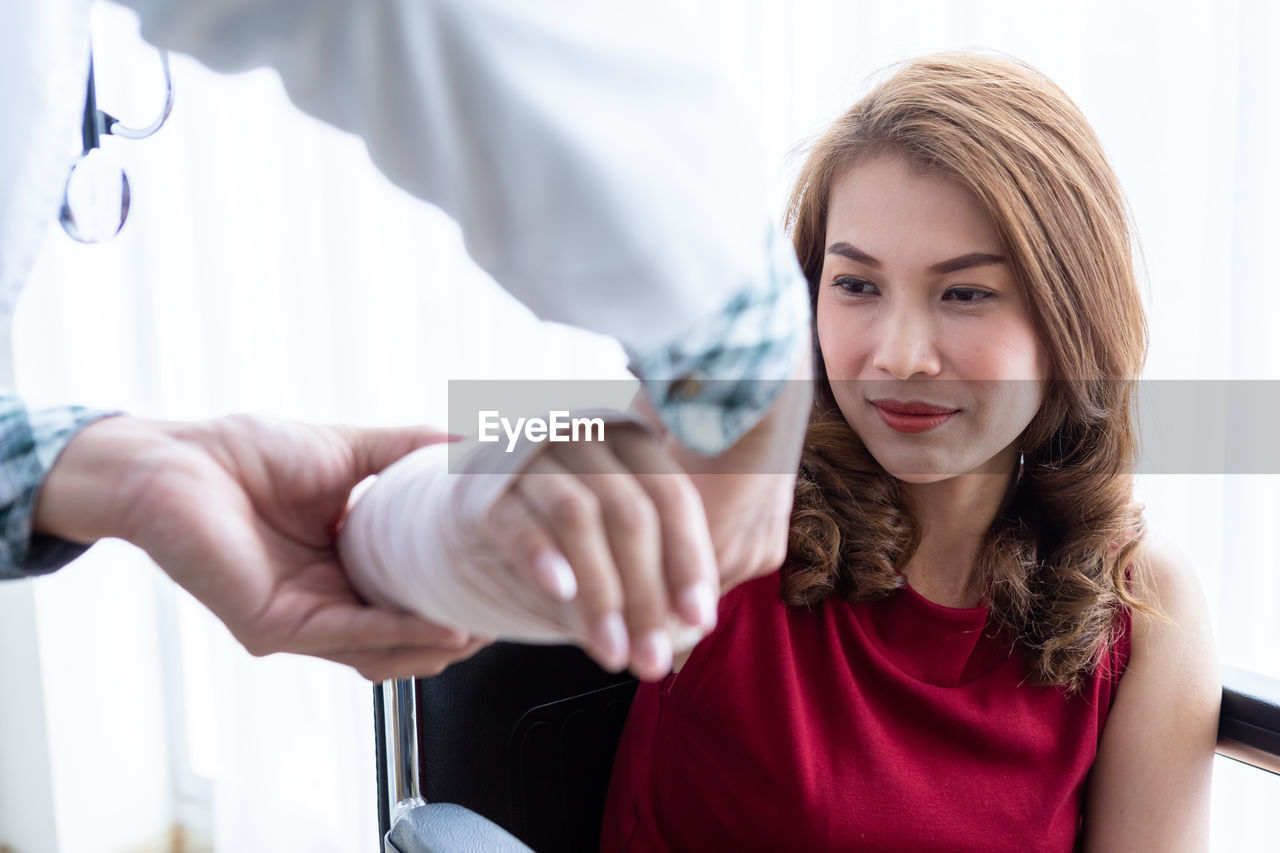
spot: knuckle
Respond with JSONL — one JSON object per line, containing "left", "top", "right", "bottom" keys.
{"left": 418, "top": 658, "right": 450, "bottom": 678}
{"left": 488, "top": 495, "right": 520, "bottom": 528}
{"left": 219, "top": 411, "right": 267, "bottom": 439}
{"left": 490, "top": 499, "right": 542, "bottom": 553}
{"left": 238, "top": 634, "right": 272, "bottom": 658}
{"left": 647, "top": 473, "right": 698, "bottom": 513}
{"left": 578, "top": 582, "right": 622, "bottom": 618}
{"left": 511, "top": 532, "right": 547, "bottom": 566}
{"left": 600, "top": 486, "right": 657, "bottom": 538}
{"left": 548, "top": 487, "right": 599, "bottom": 530}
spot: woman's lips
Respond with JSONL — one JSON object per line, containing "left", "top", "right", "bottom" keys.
{"left": 872, "top": 399, "right": 959, "bottom": 434}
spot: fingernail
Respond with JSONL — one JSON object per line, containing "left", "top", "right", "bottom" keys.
{"left": 678, "top": 581, "right": 717, "bottom": 630}
{"left": 532, "top": 551, "right": 577, "bottom": 601}
{"left": 634, "top": 629, "right": 673, "bottom": 679}
{"left": 591, "top": 612, "right": 629, "bottom": 672}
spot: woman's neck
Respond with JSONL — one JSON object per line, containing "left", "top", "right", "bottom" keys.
{"left": 898, "top": 449, "right": 1018, "bottom": 607}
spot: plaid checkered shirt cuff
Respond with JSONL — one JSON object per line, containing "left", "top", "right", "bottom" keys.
{"left": 0, "top": 396, "right": 121, "bottom": 577}
{"left": 628, "top": 223, "right": 810, "bottom": 455}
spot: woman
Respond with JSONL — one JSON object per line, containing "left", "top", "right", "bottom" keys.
{"left": 599, "top": 52, "right": 1219, "bottom": 851}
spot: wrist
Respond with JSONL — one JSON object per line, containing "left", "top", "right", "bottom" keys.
{"left": 32, "top": 414, "right": 181, "bottom": 546}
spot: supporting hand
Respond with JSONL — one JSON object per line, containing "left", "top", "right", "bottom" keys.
{"left": 35, "top": 414, "right": 489, "bottom": 681}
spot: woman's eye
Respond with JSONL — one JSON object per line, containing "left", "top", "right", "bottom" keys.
{"left": 943, "top": 287, "right": 995, "bottom": 304}
{"left": 833, "top": 276, "right": 878, "bottom": 295}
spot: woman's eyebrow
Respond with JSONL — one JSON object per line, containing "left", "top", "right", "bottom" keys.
{"left": 826, "top": 242, "right": 1006, "bottom": 274}
{"left": 826, "top": 242, "right": 880, "bottom": 267}
{"left": 928, "top": 252, "right": 1007, "bottom": 274}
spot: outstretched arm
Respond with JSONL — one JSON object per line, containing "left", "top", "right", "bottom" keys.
{"left": 33, "top": 412, "right": 488, "bottom": 679}
{"left": 117, "top": 0, "right": 811, "bottom": 456}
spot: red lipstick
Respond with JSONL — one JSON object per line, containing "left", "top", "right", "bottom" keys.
{"left": 872, "top": 399, "right": 959, "bottom": 434}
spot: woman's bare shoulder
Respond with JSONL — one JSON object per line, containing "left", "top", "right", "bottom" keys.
{"left": 1080, "top": 529, "right": 1220, "bottom": 851}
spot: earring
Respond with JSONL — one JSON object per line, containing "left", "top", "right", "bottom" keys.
{"left": 1016, "top": 451, "right": 1025, "bottom": 485}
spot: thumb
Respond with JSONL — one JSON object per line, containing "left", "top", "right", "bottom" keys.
{"left": 340, "top": 424, "right": 458, "bottom": 480}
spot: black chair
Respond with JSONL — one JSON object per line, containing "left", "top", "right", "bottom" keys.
{"left": 1217, "top": 665, "right": 1280, "bottom": 776}
{"left": 375, "top": 651, "right": 1280, "bottom": 852}
{"left": 375, "top": 642, "right": 637, "bottom": 853}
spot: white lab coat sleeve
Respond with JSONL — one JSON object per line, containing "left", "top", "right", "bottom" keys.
{"left": 115, "top": 0, "right": 793, "bottom": 357}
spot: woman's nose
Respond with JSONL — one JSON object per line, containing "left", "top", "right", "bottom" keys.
{"left": 871, "top": 304, "right": 942, "bottom": 379}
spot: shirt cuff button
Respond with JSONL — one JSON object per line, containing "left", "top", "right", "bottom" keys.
{"left": 667, "top": 374, "right": 704, "bottom": 403}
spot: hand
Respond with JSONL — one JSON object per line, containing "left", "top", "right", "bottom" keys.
{"left": 663, "top": 356, "right": 814, "bottom": 594}
{"left": 35, "top": 414, "right": 489, "bottom": 680}
{"left": 485, "top": 422, "right": 719, "bottom": 681}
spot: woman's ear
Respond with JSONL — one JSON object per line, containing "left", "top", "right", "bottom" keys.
{"left": 1019, "top": 383, "right": 1069, "bottom": 465}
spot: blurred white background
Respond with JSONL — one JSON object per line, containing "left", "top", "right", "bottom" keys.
{"left": 1, "top": 0, "right": 1276, "bottom": 850}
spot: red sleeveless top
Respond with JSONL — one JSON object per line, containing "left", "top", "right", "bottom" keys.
{"left": 601, "top": 570, "right": 1131, "bottom": 852}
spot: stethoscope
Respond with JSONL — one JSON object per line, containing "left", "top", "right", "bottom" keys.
{"left": 59, "top": 47, "right": 175, "bottom": 243}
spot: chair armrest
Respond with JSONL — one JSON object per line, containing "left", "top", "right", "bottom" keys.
{"left": 1217, "top": 665, "right": 1280, "bottom": 775}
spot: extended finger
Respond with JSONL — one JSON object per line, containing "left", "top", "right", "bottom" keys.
{"left": 609, "top": 430, "right": 718, "bottom": 632}
{"left": 338, "top": 636, "right": 494, "bottom": 681}
{"left": 248, "top": 592, "right": 474, "bottom": 659}
{"left": 515, "top": 453, "right": 630, "bottom": 672}
{"left": 548, "top": 439, "right": 671, "bottom": 681}
{"left": 337, "top": 424, "right": 458, "bottom": 480}
{"left": 488, "top": 492, "right": 578, "bottom": 601}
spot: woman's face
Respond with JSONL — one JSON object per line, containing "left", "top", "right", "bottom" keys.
{"left": 815, "top": 152, "right": 1051, "bottom": 484}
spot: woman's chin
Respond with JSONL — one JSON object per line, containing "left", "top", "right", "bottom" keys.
{"left": 868, "top": 453, "right": 960, "bottom": 484}
{"left": 878, "top": 456, "right": 1018, "bottom": 485}
{"left": 887, "top": 469, "right": 957, "bottom": 485}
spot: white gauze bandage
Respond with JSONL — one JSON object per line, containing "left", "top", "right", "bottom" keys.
{"left": 338, "top": 409, "right": 707, "bottom": 652}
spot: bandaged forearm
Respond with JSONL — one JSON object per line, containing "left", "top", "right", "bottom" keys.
{"left": 337, "top": 410, "right": 705, "bottom": 650}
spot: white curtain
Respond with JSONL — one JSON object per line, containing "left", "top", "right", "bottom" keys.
{"left": 12, "top": 0, "right": 1278, "bottom": 850}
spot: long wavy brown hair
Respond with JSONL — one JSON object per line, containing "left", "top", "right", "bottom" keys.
{"left": 783, "top": 52, "right": 1156, "bottom": 692}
